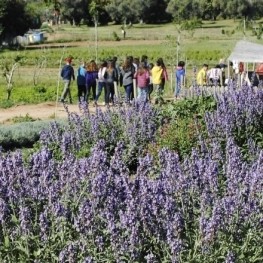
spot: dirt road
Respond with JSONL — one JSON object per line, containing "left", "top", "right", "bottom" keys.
{"left": 0, "top": 102, "right": 100, "bottom": 124}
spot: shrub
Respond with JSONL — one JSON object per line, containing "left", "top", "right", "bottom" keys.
{"left": 112, "top": 31, "right": 121, "bottom": 41}
{"left": 148, "top": 96, "right": 217, "bottom": 159}
{"left": 0, "top": 119, "right": 67, "bottom": 151}
{"left": 0, "top": 99, "right": 14, "bottom": 108}
{"left": 40, "top": 102, "right": 160, "bottom": 171}
{"left": 11, "top": 113, "right": 40, "bottom": 123}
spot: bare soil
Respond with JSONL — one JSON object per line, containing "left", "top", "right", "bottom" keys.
{"left": 0, "top": 102, "right": 102, "bottom": 124}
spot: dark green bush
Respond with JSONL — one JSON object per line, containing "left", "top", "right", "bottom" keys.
{"left": 0, "top": 100, "right": 14, "bottom": 109}
{"left": 112, "top": 31, "right": 121, "bottom": 41}
{"left": 148, "top": 96, "right": 217, "bottom": 159}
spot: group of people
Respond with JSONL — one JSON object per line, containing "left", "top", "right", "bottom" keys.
{"left": 59, "top": 55, "right": 169, "bottom": 106}
{"left": 60, "top": 55, "right": 257, "bottom": 106}
{"left": 194, "top": 59, "right": 263, "bottom": 88}
{"left": 195, "top": 60, "right": 228, "bottom": 87}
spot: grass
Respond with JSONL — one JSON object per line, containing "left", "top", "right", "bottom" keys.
{"left": 0, "top": 19, "right": 262, "bottom": 107}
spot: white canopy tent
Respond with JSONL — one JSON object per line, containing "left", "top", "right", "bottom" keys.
{"left": 227, "top": 40, "right": 263, "bottom": 86}
{"left": 228, "top": 40, "right": 263, "bottom": 63}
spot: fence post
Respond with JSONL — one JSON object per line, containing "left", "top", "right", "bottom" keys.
{"left": 114, "top": 81, "right": 119, "bottom": 100}
{"left": 133, "top": 79, "right": 137, "bottom": 100}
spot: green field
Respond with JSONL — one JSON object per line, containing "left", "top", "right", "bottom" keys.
{"left": 0, "top": 19, "right": 262, "bottom": 106}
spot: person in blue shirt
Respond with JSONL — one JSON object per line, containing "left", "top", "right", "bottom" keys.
{"left": 175, "top": 61, "right": 185, "bottom": 99}
{"left": 76, "top": 60, "right": 86, "bottom": 103}
{"left": 60, "top": 57, "right": 75, "bottom": 103}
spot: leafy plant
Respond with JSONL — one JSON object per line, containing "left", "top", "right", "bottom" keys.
{"left": 0, "top": 99, "right": 14, "bottom": 109}
{"left": 149, "top": 96, "right": 216, "bottom": 159}
{"left": 112, "top": 31, "right": 121, "bottom": 41}
{"left": 11, "top": 113, "right": 40, "bottom": 123}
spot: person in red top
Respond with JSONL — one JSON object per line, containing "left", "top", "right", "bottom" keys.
{"left": 256, "top": 63, "right": 263, "bottom": 81}
{"left": 134, "top": 63, "right": 150, "bottom": 102}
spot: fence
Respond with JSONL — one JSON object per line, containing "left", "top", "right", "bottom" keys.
{"left": 180, "top": 84, "right": 263, "bottom": 99}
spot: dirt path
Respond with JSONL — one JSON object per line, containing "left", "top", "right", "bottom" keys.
{"left": 0, "top": 102, "right": 101, "bottom": 124}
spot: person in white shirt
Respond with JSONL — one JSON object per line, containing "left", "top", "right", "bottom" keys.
{"left": 207, "top": 65, "right": 222, "bottom": 86}
{"left": 94, "top": 61, "right": 107, "bottom": 106}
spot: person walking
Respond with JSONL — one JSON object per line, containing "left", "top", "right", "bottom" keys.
{"left": 95, "top": 60, "right": 107, "bottom": 106}
{"left": 76, "top": 60, "right": 86, "bottom": 103}
{"left": 120, "top": 57, "right": 136, "bottom": 104}
{"left": 152, "top": 58, "right": 168, "bottom": 104}
{"left": 175, "top": 60, "right": 185, "bottom": 99}
{"left": 60, "top": 57, "right": 75, "bottom": 103}
{"left": 148, "top": 63, "right": 154, "bottom": 102}
{"left": 207, "top": 64, "right": 222, "bottom": 86}
{"left": 196, "top": 64, "right": 208, "bottom": 86}
{"left": 104, "top": 60, "right": 118, "bottom": 107}
{"left": 141, "top": 55, "right": 149, "bottom": 68}
{"left": 85, "top": 60, "right": 98, "bottom": 105}
{"left": 134, "top": 63, "right": 150, "bottom": 102}
{"left": 158, "top": 57, "right": 168, "bottom": 88}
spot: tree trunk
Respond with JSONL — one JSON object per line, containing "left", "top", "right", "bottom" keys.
{"left": 7, "top": 90, "right": 11, "bottom": 100}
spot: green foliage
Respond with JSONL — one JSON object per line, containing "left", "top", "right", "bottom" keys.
{"left": 105, "top": 0, "right": 170, "bottom": 24}
{"left": 11, "top": 113, "right": 40, "bottom": 123}
{"left": 0, "top": 0, "right": 40, "bottom": 44}
{"left": 33, "top": 85, "right": 47, "bottom": 93}
{"left": 112, "top": 31, "right": 121, "bottom": 41}
{"left": 60, "top": 0, "right": 92, "bottom": 26}
{"left": 148, "top": 96, "right": 217, "bottom": 158}
{"left": 185, "top": 49, "right": 227, "bottom": 64}
{"left": 151, "top": 117, "right": 202, "bottom": 157}
{"left": 40, "top": 23, "right": 54, "bottom": 33}
{"left": 180, "top": 19, "right": 202, "bottom": 30}
{"left": 0, "top": 99, "right": 14, "bottom": 108}
{"left": 0, "top": 83, "right": 67, "bottom": 107}
{"left": 161, "top": 95, "right": 217, "bottom": 120}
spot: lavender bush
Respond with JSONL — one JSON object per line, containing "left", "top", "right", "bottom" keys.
{"left": 0, "top": 137, "right": 262, "bottom": 262}
{"left": 0, "top": 83, "right": 262, "bottom": 262}
{"left": 39, "top": 102, "right": 159, "bottom": 171}
{"left": 205, "top": 84, "right": 263, "bottom": 154}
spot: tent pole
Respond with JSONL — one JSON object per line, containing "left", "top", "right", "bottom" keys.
{"left": 228, "top": 60, "right": 230, "bottom": 84}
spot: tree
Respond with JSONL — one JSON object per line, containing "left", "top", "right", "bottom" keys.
{"left": 133, "top": 0, "right": 171, "bottom": 23}
{"left": 88, "top": 0, "right": 110, "bottom": 26}
{"left": 166, "top": 0, "right": 201, "bottom": 21}
{"left": 1, "top": 55, "right": 23, "bottom": 100}
{"left": 105, "top": 0, "right": 135, "bottom": 24}
{"left": 225, "top": 0, "right": 263, "bottom": 20}
{"left": 0, "top": 0, "right": 40, "bottom": 44}
{"left": 58, "top": 0, "right": 89, "bottom": 25}
{"left": 105, "top": 0, "right": 171, "bottom": 24}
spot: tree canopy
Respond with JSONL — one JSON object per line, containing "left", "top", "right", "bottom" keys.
{"left": 40, "top": 0, "right": 263, "bottom": 26}
{"left": 167, "top": 0, "right": 263, "bottom": 21}
{"left": 0, "top": 0, "right": 41, "bottom": 43}
{"left": 0, "top": 0, "right": 263, "bottom": 45}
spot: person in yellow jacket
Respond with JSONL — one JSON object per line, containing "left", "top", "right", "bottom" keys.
{"left": 152, "top": 58, "right": 168, "bottom": 104}
{"left": 196, "top": 64, "right": 208, "bottom": 86}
